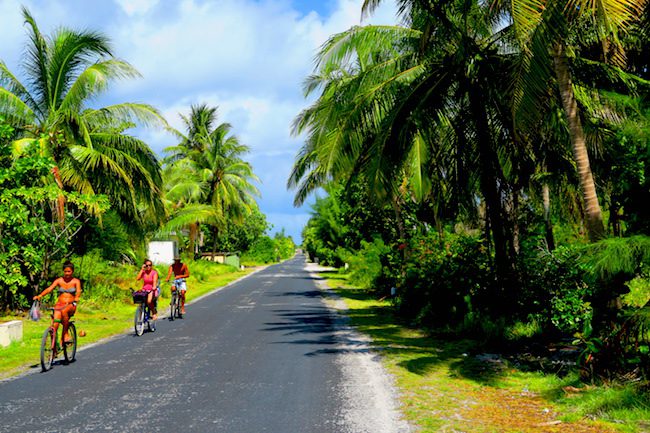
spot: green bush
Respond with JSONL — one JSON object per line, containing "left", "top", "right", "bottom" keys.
{"left": 623, "top": 273, "right": 650, "bottom": 308}
{"left": 241, "top": 236, "right": 276, "bottom": 264}
{"left": 82, "top": 211, "right": 135, "bottom": 262}
{"left": 341, "top": 238, "right": 390, "bottom": 289}
{"left": 395, "top": 231, "right": 494, "bottom": 328}
{"left": 240, "top": 233, "right": 296, "bottom": 265}
{"left": 518, "top": 244, "right": 594, "bottom": 334}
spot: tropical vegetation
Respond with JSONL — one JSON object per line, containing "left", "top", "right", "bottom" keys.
{"left": 292, "top": 0, "right": 650, "bottom": 401}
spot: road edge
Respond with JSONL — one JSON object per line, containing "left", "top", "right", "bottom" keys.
{"left": 306, "top": 261, "right": 413, "bottom": 433}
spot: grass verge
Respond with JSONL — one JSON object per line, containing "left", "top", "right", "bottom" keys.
{"left": 0, "top": 262, "right": 259, "bottom": 380}
{"left": 321, "top": 271, "right": 650, "bottom": 433}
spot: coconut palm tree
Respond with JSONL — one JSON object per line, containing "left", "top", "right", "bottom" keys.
{"left": 164, "top": 105, "right": 259, "bottom": 256}
{"left": 0, "top": 7, "right": 168, "bottom": 225}
{"left": 491, "top": 0, "right": 648, "bottom": 241}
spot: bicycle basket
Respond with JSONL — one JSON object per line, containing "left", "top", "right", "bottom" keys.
{"left": 132, "top": 290, "right": 147, "bottom": 304}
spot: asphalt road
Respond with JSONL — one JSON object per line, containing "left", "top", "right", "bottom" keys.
{"left": 0, "top": 255, "right": 409, "bottom": 433}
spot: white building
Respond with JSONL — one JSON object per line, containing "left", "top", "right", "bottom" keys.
{"left": 148, "top": 241, "right": 178, "bottom": 265}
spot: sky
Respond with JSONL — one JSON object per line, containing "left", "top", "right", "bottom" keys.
{"left": 0, "top": 0, "right": 399, "bottom": 244}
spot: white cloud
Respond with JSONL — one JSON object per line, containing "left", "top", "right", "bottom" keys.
{"left": 115, "top": 0, "right": 399, "bottom": 243}
{"left": 114, "top": 0, "right": 159, "bottom": 16}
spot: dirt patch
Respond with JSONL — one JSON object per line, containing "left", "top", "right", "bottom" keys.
{"left": 451, "top": 385, "right": 616, "bottom": 433}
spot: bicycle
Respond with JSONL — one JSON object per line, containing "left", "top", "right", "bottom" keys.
{"left": 131, "top": 289, "right": 156, "bottom": 336}
{"left": 40, "top": 307, "right": 77, "bottom": 372}
{"left": 169, "top": 281, "right": 184, "bottom": 321}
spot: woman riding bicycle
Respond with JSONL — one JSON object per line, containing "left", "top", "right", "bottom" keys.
{"left": 33, "top": 261, "right": 81, "bottom": 344}
{"left": 136, "top": 259, "right": 158, "bottom": 320}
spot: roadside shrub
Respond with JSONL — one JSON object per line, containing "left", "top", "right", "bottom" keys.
{"left": 342, "top": 238, "right": 390, "bottom": 290}
{"left": 518, "top": 244, "right": 593, "bottom": 334}
{"left": 82, "top": 211, "right": 135, "bottom": 262}
{"left": 396, "top": 231, "right": 494, "bottom": 328}
{"left": 576, "top": 237, "right": 650, "bottom": 379}
{"left": 241, "top": 236, "right": 276, "bottom": 264}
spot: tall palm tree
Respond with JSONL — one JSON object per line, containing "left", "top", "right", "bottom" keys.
{"left": 0, "top": 7, "right": 168, "bottom": 225}
{"left": 164, "top": 105, "right": 259, "bottom": 256}
{"left": 493, "top": 0, "right": 647, "bottom": 241}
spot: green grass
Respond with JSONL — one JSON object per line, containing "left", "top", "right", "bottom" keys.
{"left": 322, "top": 271, "right": 650, "bottom": 433}
{"left": 0, "top": 262, "right": 258, "bottom": 379}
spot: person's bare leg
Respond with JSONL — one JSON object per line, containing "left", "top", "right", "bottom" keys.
{"left": 52, "top": 310, "right": 62, "bottom": 351}
{"left": 148, "top": 292, "right": 157, "bottom": 320}
{"left": 61, "top": 311, "right": 70, "bottom": 343}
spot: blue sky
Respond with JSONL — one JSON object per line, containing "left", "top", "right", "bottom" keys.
{"left": 0, "top": 0, "right": 398, "bottom": 243}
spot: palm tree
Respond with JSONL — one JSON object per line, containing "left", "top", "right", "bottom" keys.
{"left": 164, "top": 105, "right": 259, "bottom": 256}
{"left": 0, "top": 7, "right": 168, "bottom": 225}
{"left": 291, "top": 1, "right": 522, "bottom": 297}
{"left": 494, "top": 0, "right": 648, "bottom": 241}
{"left": 165, "top": 103, "right": 218, "bottom": 162}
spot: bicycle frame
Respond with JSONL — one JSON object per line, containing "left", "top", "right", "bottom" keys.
{"left": 40, "top": 307, "right": 77, "bottom": 372}
{"left": 169, "top": 282, "right": 183, "bottom": 320}
{"left": 133, "top": 290, "right": 156, "bottom": 335}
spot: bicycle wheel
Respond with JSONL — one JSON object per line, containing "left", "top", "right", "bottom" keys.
{"left": 169, "top": 292, "right": 177, "bottom": 321}
{"left": 134, "top": 305, "right": 145, "bottom": 336}
{"left": 40, "top": 327, "right": 55, "bottom": 372}
{"left": 147, "top": 305, "right": 155, "bottom": 332}
{"left": 63, "top": 322, "right": 77, "bottom": 363}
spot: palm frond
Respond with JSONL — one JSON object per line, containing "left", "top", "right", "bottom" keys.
{"left": 0, "top": 61, "right": 41, "bottom": 117}
{"left": 315, "top": 25, "right": 420, "bottom": 77}
{"left": 0, "top": 87, "right": 36, "bottom": 127}
{"left": 21, "top": 6, "right": 51, "bottom": 114}
{"left": 163, "top": 204, "right": 222, "bottom": 232}
{"left": 83, "top": 103, "right": 169, "bottom": 131}
{"left": 48, "top": 27, "right": 113, "bottom": 108}
{"left": 60, "top": 60, "right": 140, "bottom": 112}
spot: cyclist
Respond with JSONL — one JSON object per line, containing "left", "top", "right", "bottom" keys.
{"left": 33, "top": 261, "right": 81, "bottom": 344}
{"left": 136, "top": 259, "right": 159, "bottom": 320}
{"left": 166, "top": 256, "right": 190, "bottom": 314}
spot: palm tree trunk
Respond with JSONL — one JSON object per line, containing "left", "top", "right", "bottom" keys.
{"left": 188, "top": 223, "right": 198, "bottom": 258}
{"left": 211, "top": 226, "right": 219, "bottom": 256}
{"left": 542, "top": 182, "right": 555, "bottom": 250}
{"left": 391, "top": 193, "right": 409, "bottom": 286}
{"left": 51, "top": 166, "right": 66, "bottom": 227}
{"left": 553, "top": 42, "right": 605, "bottom": 242}
{"left": 511, "top": 188, "right": 520, "bottom": 254}
{"left": 469, "top": 89, "right": 516, "bottom": 295}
